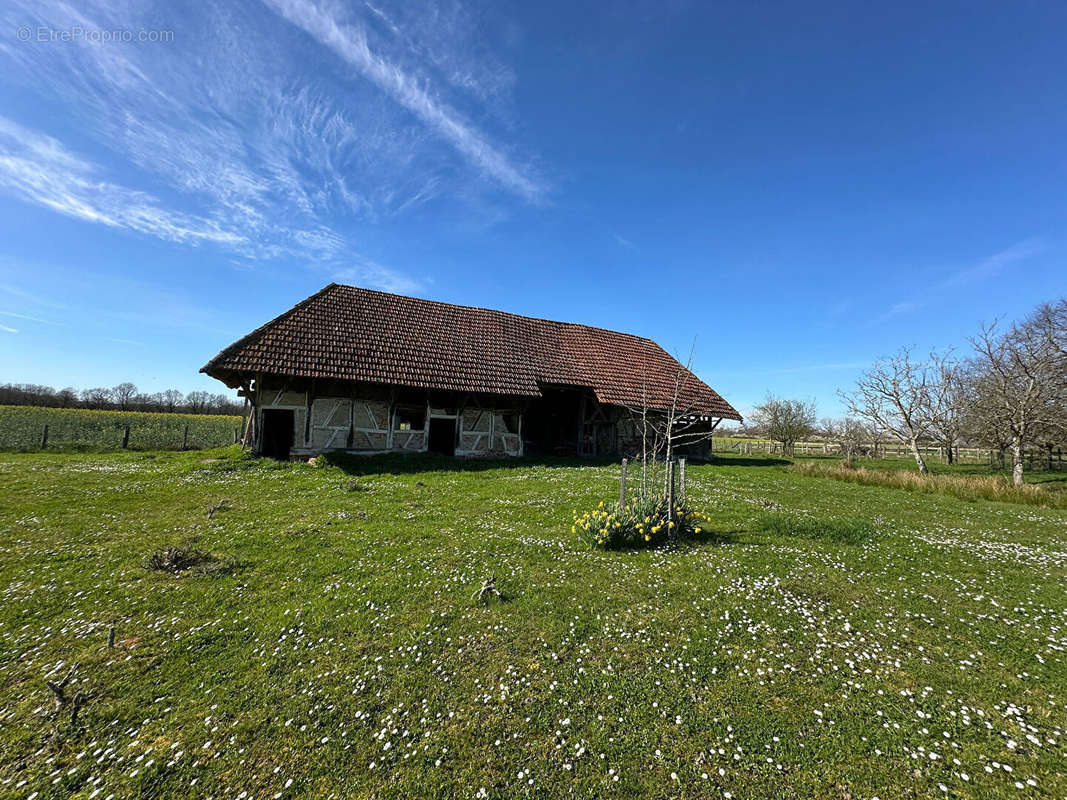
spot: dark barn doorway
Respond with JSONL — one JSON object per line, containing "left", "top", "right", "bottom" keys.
{"left": 523, "top": 387, "right": 582, "bottom": 456}
{"left": 427, "top": 418, "right": 456, "bottom": 456}
{"left": 260, "top": 409, "right": 294, "bottom": 460}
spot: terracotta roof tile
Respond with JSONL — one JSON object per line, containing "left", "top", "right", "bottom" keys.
{"left": 201, "top": 284, "right": 741, "bottom": 420}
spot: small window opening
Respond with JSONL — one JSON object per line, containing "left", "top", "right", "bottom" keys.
{"left": 394, "top": 406, "right": 425, "bottom": 431}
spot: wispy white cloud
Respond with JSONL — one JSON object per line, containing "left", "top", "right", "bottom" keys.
{"left": 871, "top": 300, "right": 923, "bottom": 325}
{"left": 871, "top": 239, "right": 1046, "bottom": 326}
{"left": 0, "top": 0, "right": 540, "bottom": 291}
{"left": 330, "top": 260, "right": 421, "bottom": 295}
{"left": 0, "top": 116, "right": 245, "bottom": 246}
{"left": 262, "top": 0, "right": 544, "bottom": 200}
{"left": 0, "top": 310, "right": 59, "bottom": 325}
{"left": 0, "top": 280, "right": 63, "bottom": 308}
{"left": 0, "top": 323, "right": 18, "bottom": 333}
{"left": 941, "top": 238, "right": 1045, "bottom": 287}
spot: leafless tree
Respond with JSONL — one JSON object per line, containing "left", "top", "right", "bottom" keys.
{"left": 185, "top": 390, "right": 211, "bottom": 414}
{"left": 112, "top": 382, "right": 137, "bottom": 411}
{"left": 820, "top": 417, "right": 869, "bottom": 465}
{"left": 923, "top": 352, "right": 969, "bottom": 464}
{"left": 839, "top": 347, "right": 934, "bottom": 473}
{"left": 79, "top": 387, "right": 112, "bottom": 409}
{"left": 621, "top": 343, "right": 726, "bottom": 527}
{"left": 970, "top": 302, "right": 1067, "bottom": 485}
{"left": 960, "top": 366, "right": 1013, "bottom": 468}
{"left": 161, "top": 389, "right": 184, "bottom": 413}
{"left": 749, "top": 395, "right": 817, "bottom": 457}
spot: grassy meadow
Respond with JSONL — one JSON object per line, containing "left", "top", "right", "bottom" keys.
{"left": 0, "top": 406, "right": 244, "bottom": 452}
{"left": 0, "top": 448, "right": 1064, "bottom": 799}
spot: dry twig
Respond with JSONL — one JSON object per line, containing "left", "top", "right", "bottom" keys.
{"left": 472, "top": 576, "right": 500, "bottom": 604}
{"left": 45, "top": 662, "right": 80, "bottom": 711}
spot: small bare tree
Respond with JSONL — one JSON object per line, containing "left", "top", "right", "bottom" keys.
{"left": 622, "top": 343, "right": 727, "bottom": 534}
{"left": 161, "top": 389, "right": 184, "bottom": 413}
{"left": 970, "top": 302, "right": 1067, "bottom": 485}
{"left": 185, "top": 390, "right": 211, "bottom": 414}
{"left": 923, "top": 352, "right": 969, "bottom": 464}
{"left": 820, "top": 417, "right": 869, "bottom": 465}
{"left": 749, "top": 395, "right": 817, "bottom": 457}
{"left": 112, "top": 382, "right": 137, "bottom": 411}
{"left": 839, "top": 347, "right": 934, "bottom": 473}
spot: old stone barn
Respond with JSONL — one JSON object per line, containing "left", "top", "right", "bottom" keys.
{"left": 202, "top": 284, "right": 741, "bottom": 459}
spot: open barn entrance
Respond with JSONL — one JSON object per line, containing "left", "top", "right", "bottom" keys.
{"left": 260, "top": 409, "right": 294, "bottom": 460}
{"left": 428, "top": 418, "right": 456, "bottom": 455}
{"left": 523, "top": 387, "right": 583, "bottom": 457}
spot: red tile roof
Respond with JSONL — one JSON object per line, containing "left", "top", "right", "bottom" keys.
{"left": 201, "top": 284, "right": 741, "bottom": 419}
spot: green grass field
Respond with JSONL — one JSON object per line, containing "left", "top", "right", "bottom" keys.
{"left": 0, "top": 406, "right": 244, "bottom": 452}
{"left": 1, "top": 449, "right": 1064, "bottom": 799}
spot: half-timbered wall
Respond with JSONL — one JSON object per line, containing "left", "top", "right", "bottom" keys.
{"left": 254, "top": 377, "right": 522, "bottom": 457}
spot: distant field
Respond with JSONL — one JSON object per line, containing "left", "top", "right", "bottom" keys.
{"left": 0, "top": 448, "right": 1063, "bottom": 799}
{"left": 0, "top": 405, "right": 244, "bottom": 451}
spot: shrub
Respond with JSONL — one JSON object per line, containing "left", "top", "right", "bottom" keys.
{"left": 573, "top": 492, "right": 710, "bottom": 549}
{"left": 757, "top": 511, "right": 873, "bottom": 545}
{"left": 144, "top": 545, "right": 211, "bottom": 572}
{"left": 143, "top": 544, "right": 238, "bottom": 576}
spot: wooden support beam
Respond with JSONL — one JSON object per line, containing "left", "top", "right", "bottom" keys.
{"left": 577, "top": 392, "right": 586, "bottom": 457}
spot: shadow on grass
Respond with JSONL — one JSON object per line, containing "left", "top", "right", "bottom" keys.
{"left": 700, "top": 454, "right": 792, "bottom": 468}
{"left": 322, "top": 452, "right": 622, "bottom": 475}
{"left": 603, "top": 529, "right": 740, "bottom": 552}
{"left": 1028, "top": 473, "right": 1067, "bottom": 490}
{"left": 684, "top": 528, "right": 740, "bottom": 547}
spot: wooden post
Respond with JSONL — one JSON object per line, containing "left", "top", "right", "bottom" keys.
{"left": 679, "top": 457, "right": 686, "bottom": 503}
{"left": 122, "top": 425, "right": 130, "bottom": 449}
{"left": 619, "top": 458, "right": 628, "bottom": 509}
{"left": 182, "top": 425, "right": 189, "bottom": 450}
{"left": 666, "top": 459, "right": 676, "bottom": 539}
{"left": 234, "top": 427, "right": 239, "bottom": 444}
{"left": 40, "top": 424, "right": 48, "bottom": 449}
{"left": 577, "top": 393, "right": 586, "bottom": 457}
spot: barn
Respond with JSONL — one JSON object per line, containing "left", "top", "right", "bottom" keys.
{"left": 201, "top": 284, "right": 741, "bottom": 459}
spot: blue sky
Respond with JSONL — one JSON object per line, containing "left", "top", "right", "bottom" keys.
{"left": 0, "top": 0, "right": 1064, "bottom": 418}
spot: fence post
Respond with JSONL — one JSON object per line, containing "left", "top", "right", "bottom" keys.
{"left": 234, "top": 427, "right": 239, "bottom": 444}
{"left": 619, "top": 458, "right": 627, "bottom": 509}
{"left": 122, "top": 426, "right": 130, "bottom": 449}
{"left": 40, "top": 424, "right": 49, "bottom": 449}
{"left": 679, "top": 457, "right": 686, "bottom": 503}
{"left": 182, "top": 425, "right": 189, "bottom": 451}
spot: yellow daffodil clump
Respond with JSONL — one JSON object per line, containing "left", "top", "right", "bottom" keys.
{"left": 571, "top": 491, "right": 710, "bottom": 550}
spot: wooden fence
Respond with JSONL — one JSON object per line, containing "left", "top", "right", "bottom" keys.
{"left": 714, "top": 437, "right": 1040, "bottom": 466}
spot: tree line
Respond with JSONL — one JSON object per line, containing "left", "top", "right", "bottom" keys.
{"left": 741, "top": 298, "right": 1066, "bottom": 485}
{"left": 0, "top": 382, "right": 244, "bottom": 416}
